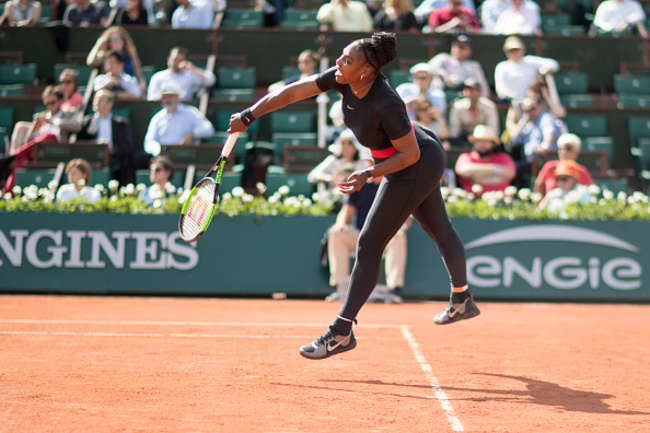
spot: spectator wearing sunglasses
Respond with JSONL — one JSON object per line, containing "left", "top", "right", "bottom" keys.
{"left": 534, "top": 133, "right": 594, "bottom": 198}
{"left": 396, "top": 62, "right": 446, "bottom": 120}
{"left": 538, "top": 159, "right": 592, "bottom": 212}
{"left": 139, "top": 156, "right": 176, "bottom": 206}
{"left": 57, "top": 69, "right": 84, "bottom": 113}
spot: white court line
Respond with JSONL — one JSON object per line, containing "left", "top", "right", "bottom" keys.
{"left": 401, "top": 325, "right": 464, "bottom": 432}
{"left": 0, "top": 331, "right": 312, "bottom": 339}
{"left": 0, "top": 319, "right": 399, "bottom": 329}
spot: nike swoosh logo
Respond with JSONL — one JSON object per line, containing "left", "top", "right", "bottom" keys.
{"left": 346, "top": 105, "right": 355, "bottom": 110}
{"left": 326, "top": 335, "right": 348, "bottom": 352}
{"left": 448, "top": 298, "right": 469, "bottom": 318}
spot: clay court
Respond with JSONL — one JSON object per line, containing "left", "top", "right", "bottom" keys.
{"left": 1, "top": 295, "right": 648, "bottom": 432}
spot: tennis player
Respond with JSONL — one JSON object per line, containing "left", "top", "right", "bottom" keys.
{"left": 229, "top": 32, "right": 480, "bottom": 360}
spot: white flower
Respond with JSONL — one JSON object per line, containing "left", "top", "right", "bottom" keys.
{"left": 302, "top": 198, "right": 312, "bottom": 207}
{"left": 222, "top": 192, "right": 232, "bottom": 200}
{"left": 471, "top": 184, "right": 484, "bottom": 195}
{"left": 440, "top": 186, "right": 450, "bottom": 199}
{"left": 278, "top": 185, "right": 290, "bottom": 196}
{"left": 530, "top": 192, "right": 543, "bottom": 203}
{"left": 565, "top": 190, "right": 583, "bottom": 203}
{"left": 504, "top": 185, "right": 518, "bottom": 197}
{"left": 517, "top": 188, "right": 531, "bottom": 201}
{"left": 587, "top": 184, "right": 601, "bottom": 196}
{"left": 242, "top": 193, "right": 254, "bottom": 203}
{"left": 3, "top": 193, "right": 12, "bottom": 200}
{"left": 617, "top": 191, "right": 627, "bottom": 203}
{"left": 48, "top": 180, "right": 58, "bottom": 190}
{"left": 137, "top": 183, "right": 146, "bottom": 192}
{"left": 602, "top": 190, "right": 614, "bottom": 200}
{"left": 152, "top": 199, "right": 162, "bottom": 209}
{"left": 94, "top": 184, "right": 104, "bottom": 193}
{"left": 12, "top": 186, "right": 21, "bottom": 195}
{"left": 232, "top": 186, "right": 245, "bottom": 197}
{"left": 124, "top": 183, "right": 135, "bottom": 195}
{"left": 149, "top": 184, "right": 164, "bottom": 200}
{"left": 632, "top": 191, "right": 649, "bottom": 203}
{"left": 164, "top": 182, "right": 176, "bottom": 194}
{"left": 268, "top": 194, "right": 279, "bottom": 204}
{"left": 256, "top": 182, "right": 267, "bottom": 194}
{"left": 108, "top": 179, "right": 119, "bottom": 191}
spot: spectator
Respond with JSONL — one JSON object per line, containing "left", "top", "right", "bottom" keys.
{"left": 410, "top": 96, "right": 450, "bottom": 146}
{"left": 63, "top": 0, "right": 110, "bottom": 26}
{"left": 56, "top": 158, "right": 102, "bottom": 203}
{"left": 57, "top": 69, "right": 84, "bottom": 113}
{"left": 538, "top": 159, "right": 592, "bottom": 212}
{"left": 326, "top": 100, "right": 346, "bottom": 144}
{"left": 2, "top": 86, "right": 82, "bottom": 195}
{"left": 448, "top": 78, "right": 499, "bottom": 147}
{"left": 491, "top": 0, "right": 541, "bottom": 35}
{"left": 494, "top": 36, "right": 559, "bottom": 103}
{"left": 268, "top": 50, "right": 320, "bottom": 93}
{"left": 396, "top": 63, "right": 446, "bottom": 119}
{"left": 308, "top": 129, "right": 371, "bottom": 208}
{"left": 114, "top": 0, "right": 151, "bottom": 25}
{"left": 147, "top": 47, "right": 216, "bottom": 101}
{"left": 171, "top": 0, "right": 214, "bottom": 29}
{"left": 365, "top": 0, "right": 384, "bottom": 18}
{"left": 427, "top": 0, "right": 481, "bottom": 34}
{"left": 1, "top": 0, "right": 42, "bottom": 26}
{"left": 480, "top": 0, "right": 540, "bottom": 34}
{"left": 87, "top": 26, "right": 148, "bottom": 95}
{"left": 373, "top": 0, "right": 420, "bottom": 32}
{"left": 77, "top": 90, "right": 136, "bottom": 186}
{"left": 139, "top": 156, "right": 176, "bottom": 205}
{"left": 414, "top": 0, "right": 476, "bottom": 27}
{"left": 427, "top": 33, "right": 490, "bottom": 96}
{"left": 592, "top": 0, "right": 648, "bottom": 38}
{"left": 534, "top": 133, "right": 594, "bottom": 197}
{"left": 507, "top": 96, "right": 565, "bottom": 188}
{"left": 325, "top": 173, "right": 410, "bottom": 304}
{"left": 144, "top": 83, "right": 215, "bottom": 157}
{"left": 455, "top": 124, "right": 516, "bottom": 194}
{"left": 93, "top": 50, "right": 142, "bottom": 100}
{"left": 316, "top": 0, "right": 374, "bottom": 32}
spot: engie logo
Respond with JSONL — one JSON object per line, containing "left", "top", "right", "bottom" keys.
{"left": 466, "top": 225, "right": 642, "bottom": 291}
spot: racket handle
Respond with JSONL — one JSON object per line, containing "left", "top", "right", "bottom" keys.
{"left": 221, "top": 132, "right": 240, "bottom": 158}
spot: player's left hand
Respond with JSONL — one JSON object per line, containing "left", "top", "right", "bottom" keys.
{"left": 337, "top": 171, "right": 366, "bottom": 194}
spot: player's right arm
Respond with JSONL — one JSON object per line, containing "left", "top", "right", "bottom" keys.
{"left": 228, "top": 77, "right": 323, "bottom": 133}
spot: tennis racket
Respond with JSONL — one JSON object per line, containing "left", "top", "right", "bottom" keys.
{"left": 178, "top": 132, "right": 240, "bottom": 242}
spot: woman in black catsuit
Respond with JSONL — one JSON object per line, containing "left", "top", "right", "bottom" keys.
{"left": 229, "top": 32, "right": 480, "bottom": 360}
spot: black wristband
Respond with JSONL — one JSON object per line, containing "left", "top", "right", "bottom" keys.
{"left": 240, "top": 108, "right": 256, "bottom": 127}
{"left": 364, "top": 169, "right": 373, "bottom": 180}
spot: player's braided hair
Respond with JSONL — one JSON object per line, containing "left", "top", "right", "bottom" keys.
{"left": 359, "top": 32, "right": 397, "bottom": 71}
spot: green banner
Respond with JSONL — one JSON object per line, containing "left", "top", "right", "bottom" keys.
{"left": 0, "top": 213, "right": 648, "bottom": 302}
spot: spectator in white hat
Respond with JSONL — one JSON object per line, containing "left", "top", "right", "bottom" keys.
{"left": 396, "top": 62, "right": 446, "bottom": 120}
{"left": 144, "top": 83, "right": 215, "bottom": 156}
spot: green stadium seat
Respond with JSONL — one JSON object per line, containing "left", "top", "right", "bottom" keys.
{"left": 280, "top": 20, "right": 319, "bottom": 30}
{"left": 0, "top": 84, "right": 25, "bottom": 96}
{"left": 0, "top": 63, "right": 37, "bottom": 85}
{"left": 270, "top": 110, "right": 316, "bottom": 133}
{"left": 135, "top": 169, "right": 185, "bottom": 187}
{"left": 39, "top": 4, "right": 53, "bottom": 22}
{"left": 593, "top": 176, "right": 628, "bottom": 194}
{"left": 283, "top": 8, "right": 318, "bottom": 21}
{"left": 0, "top": 107, "right": 14, "bottom": 129}
{"left": 0, "top": 126, "right": 9, "bottom": 147}
{"left": 388, "top": 70, "right": 411, "bottom": 87}
{"left": 617, "top": 94, "right": 650, "bottom": 108}
{"left": 565, "top": 114, "right": 608, "bottom": 137}
{"left": 265, "top": 172, "right": 314, "bottom": 196}
{"left": 554, "top": 73, "right": 589, "bottom": 95}
{"left": 216, "top": 67, "right": 257, "bottom": 89}
{"left": 91, "top": 168, "right": 111, "bottom": 187}
{"left": 112, "top": 107, "right": 131, "bottom": 120}
{"left": 628, "top": 116, "right": 650, "bottom": 141}
{"left": 583, "top": 136, "right": 614, "bottom": 160}
{"left": 559, "top": 94, "right": 593, "bottom": 107}
{"left": 14, "top": 168, "right": 58, "bottom": 188}
{"left": 541, "top": 13, "right": 571, "bottom": 31}
{"left": 272, "top": 132, "right": 318, "bottom": 165}
{"left": 141, "top": 65, "right": 156, "bottom": 83}
{"left": 543, "top": 25, "right": 585, "bottom": 35}
{"left": 211, "top": 88, "right": 255, "bottom": 101}
{"left": 220, "top": 9, "right": 264, "bottom": 28}
{"left": 282, "top": 66, "right": 301, "bottom": 80}
{"left": 614, "top": 74, "right": 650, "bottom": 95}
{"left": 215, "top": 172, "right": 242, "bottom": 196}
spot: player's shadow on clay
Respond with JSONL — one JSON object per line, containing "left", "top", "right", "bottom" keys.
{"left": 322, "top": 374, "right": 649, "bottom": 415}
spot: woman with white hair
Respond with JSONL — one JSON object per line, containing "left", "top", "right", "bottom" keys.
{"left": 534, "top": 133, "right": 594, "bottom": 197}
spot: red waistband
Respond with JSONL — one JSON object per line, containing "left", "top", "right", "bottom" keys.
{"left": 370, "top": 146, "right": 398, "bottom": 159}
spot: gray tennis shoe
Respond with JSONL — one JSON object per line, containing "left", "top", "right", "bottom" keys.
{"left": 434, "top": 292, "right": 480, "bottom": 325}
{"left": 299, "top": 327, "right": 357, "bottom": 360}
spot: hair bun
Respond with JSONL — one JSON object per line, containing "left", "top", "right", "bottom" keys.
{"left": 371, "top": 32, "right": 396, "bottom": 69}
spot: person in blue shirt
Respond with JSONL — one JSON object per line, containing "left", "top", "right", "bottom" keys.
{"left": 171, "top": 0, "right": 214, "bottom": 29}
{"left": 144, "top": 82, "right": 215, "bottom": 157}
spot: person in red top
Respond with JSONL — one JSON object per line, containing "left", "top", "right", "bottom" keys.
{"left": 428, "top": 0, "right": 481, "bottom": 34}
{"left": 534, "top": 132, "right": 594, "bottom": 197}
{"left": 455, "top": 124, "right": 516, "bottom": 194}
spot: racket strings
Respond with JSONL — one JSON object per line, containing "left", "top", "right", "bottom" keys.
{"left": 180, "top": 181, "right": 216, "bottom": 240}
